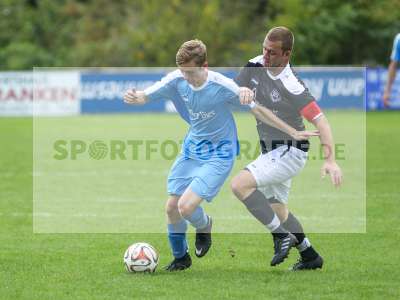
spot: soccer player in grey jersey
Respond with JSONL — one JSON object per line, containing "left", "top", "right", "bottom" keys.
{"left": 231, "top": 27, "right": 343, "bottom": 270}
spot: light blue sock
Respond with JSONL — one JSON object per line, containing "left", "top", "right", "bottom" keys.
{"left": 167, "top": 219, "right": 188, "bottom": 258}
{"left": 184, "top": 206, "right": 209, "bottom": 230}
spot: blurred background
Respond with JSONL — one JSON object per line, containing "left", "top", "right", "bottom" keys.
{"left": 0, "top": 0, "right": 399, "bottom": 114}
{"left": 1, "top": 0, "right": 399, "bottom": 68}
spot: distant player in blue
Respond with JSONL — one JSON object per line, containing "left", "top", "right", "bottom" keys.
{"left": 383, "top": 33, "right": 400, "bottom": 107}
{"left": 123, "top": 39, "right": 317, "bottom": 271}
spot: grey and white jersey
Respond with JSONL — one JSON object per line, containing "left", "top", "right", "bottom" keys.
{"left": 235, "top": 55, "right": 316, "bottom": 153}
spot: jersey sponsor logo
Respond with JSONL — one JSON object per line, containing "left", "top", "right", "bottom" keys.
{"left": 188, "top": 109, "right": 216, "bottom": 121}
{"left": 270, "top": 89, "right": 281, "bottom": 103}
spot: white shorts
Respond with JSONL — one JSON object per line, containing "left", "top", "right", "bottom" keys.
{"left": 246, "top": 145, "right": 308, "bottom": 204}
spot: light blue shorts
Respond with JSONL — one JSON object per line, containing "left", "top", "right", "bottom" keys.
{"left": 167, "top": 154, "right": 234, "bottom": 202}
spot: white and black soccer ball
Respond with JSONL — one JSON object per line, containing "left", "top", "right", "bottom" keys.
{"left": 123, "top": 242, "right": 159, "bottom": 273}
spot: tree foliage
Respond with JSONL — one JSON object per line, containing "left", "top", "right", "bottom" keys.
{"left": 0, "top": 0, "right": 399, "bottom": 69}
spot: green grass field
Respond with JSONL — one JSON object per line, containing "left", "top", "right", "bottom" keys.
{"left": 0, "top": 111, "right": 399, "bottom": 299}
{"left": 32, "top": 111, "right": 365, "bottom": 234}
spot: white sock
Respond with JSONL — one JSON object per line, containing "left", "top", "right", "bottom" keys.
{"left": 296, "top": 237, "right": 311, "bottom": 252}
{"left": 266, "top": 214, "right": 281, "bottom": 232}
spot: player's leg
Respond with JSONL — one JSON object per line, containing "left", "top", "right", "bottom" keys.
{"left": 178, "top": 187, "right": 210, "bottom": 234}
{"left": 270, "top": 146, "right": 323, "bottom": 270}
{"left": 270, "top": 201, "right": 323, "bottom": 270}
{"left": 164, "top": 195, "right": 192, "bottom": 271}
{"left": 180, "top": 158, "right": 234, "bottom": 258}
{"left": 230, "top": 170, "right": 283, "bottom": 233}
{"left": 231, "top": 146, "right": 309, "bottom": 266}
{"left": 230, "top": 169, "right": 297, "bottom": 266}
{"left": 164, "top": 155, "right": 196, "bottom": 271}
{"left": 177, "top": 187, "right": 212, "bottom": 258}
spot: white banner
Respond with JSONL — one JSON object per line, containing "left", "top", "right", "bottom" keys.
{"left": 0, "top": 71, "right": 80, "bottom": 116}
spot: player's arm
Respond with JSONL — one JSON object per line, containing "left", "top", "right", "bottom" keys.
{"left": 250, "top": 103, "right": 319, "bottom": 141}
{"left": 383, "top": 34, "right": 400, "bottom": 107}
{"left": 238, "top": 87, "right": 318, "bottom": 140}
{"left": 124, "top": 70, "right": 180, "bottom": 105}
{"left": 123, "top": 88, "right": 148, "bottom": 105}
{"left": 306, "top": 106, "right": 343, "bottom": 187}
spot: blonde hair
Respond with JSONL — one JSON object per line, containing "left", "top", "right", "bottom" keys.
{"left": 176, "top": 39, "right": 207, "bottom": 66}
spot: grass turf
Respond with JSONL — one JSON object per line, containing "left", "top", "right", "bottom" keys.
{"left": 0, "top": 111, "right": 399, "bottom": 299}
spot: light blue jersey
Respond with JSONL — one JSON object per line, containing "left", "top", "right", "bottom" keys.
{"left": 144, "top": 69, "right": 249, "bottom": 201}
{"left": 145, "top": 69, "right": 247, "bottom": 161}
{"left": 391, "top": 33, "right": 400, "bottom": 62}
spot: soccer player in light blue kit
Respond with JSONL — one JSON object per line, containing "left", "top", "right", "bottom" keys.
{"left": 124, "top": 39, "right": 317, "bottom": 271}
{"left": 383, "top": 33, "right": 400, "bottom": 107}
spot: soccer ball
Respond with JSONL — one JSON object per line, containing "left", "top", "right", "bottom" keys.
{"left": 123, "top": 242, "right": 159, "bottom": 273}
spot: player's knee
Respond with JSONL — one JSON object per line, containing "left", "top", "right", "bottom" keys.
{"left": 271, "top": 204, "right": 289, "bottom": 222}
{"left": 277, "top": 209, "right": 289, "bottom": 222}
{"left": 165, "top": 198, "right": 179, "bottom": 217}
{"left": 177, "top": 201, "right": 194, "bottom": 218}
{"left": 230, "top": 176, "right": 247, "bottom": 201}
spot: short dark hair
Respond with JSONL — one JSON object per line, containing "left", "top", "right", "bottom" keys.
{"left": 266, "top": 26, "right": 294, "bottom": 52}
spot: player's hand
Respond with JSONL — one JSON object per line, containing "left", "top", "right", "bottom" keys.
{"left": 321, "top": 160, "right": 342, "bottom": 187}
{"left": 123, "top": 88, "right": 146, "bottom": 104}
{"left": 239, "top": 87, "right": 254, "bottom": 105}
{"left": 291, "top": 130, "right": 319, "bottom": 141}
{"left": 383, "top": 90, "right": 390, "bottom": 108}
{"left": 123, "top": 88, "right": 138, "bottom": 104}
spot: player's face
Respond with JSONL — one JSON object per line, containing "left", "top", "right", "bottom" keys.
{"left": 178, "top": 60, "right": 208, "bottom": 87}
{"left": 262, "top": 38, "right": 290, "bottom": 68}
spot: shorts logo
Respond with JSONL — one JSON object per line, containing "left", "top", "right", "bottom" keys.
{"left": 270, "top": 89, "right": 281, "bottom": 103}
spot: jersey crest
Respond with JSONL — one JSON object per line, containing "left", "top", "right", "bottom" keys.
{"left": 270, "top": 88, "right": 281, "bottom": 103}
